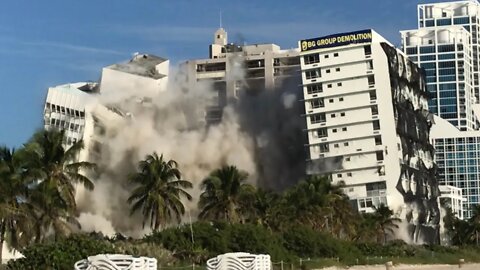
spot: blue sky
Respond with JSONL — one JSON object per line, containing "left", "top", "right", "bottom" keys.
{"left": 0, "top": 0, "right": 449, "bottom": 147}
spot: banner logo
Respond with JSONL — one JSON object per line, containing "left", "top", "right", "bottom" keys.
{"left": 300, "top": 29, "right": 373, "bottom": 52}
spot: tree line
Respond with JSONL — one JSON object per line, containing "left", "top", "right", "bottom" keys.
{"left": 1, "top": 129, "right": 403, "bottom": 262}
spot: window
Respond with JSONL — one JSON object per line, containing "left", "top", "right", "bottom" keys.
{"left": 368, "top": 75, "right": 375, "bottom": 86}
{"left": 325, "top": 54, "right": 329, "bottom": 59}
{"left": 310, "top": 98, "right": 324, "bottom": 108}
{"left": 367, "top": 60, "right": 373, "bottom": 70}
{"left": 375, "top": 136, "right": 382, "bottom": 145}
{"left": 340, "top": 112, "right": 345, "bottom": 117}
{"left": 326, "top": 69, "right": 331, "bottom": 73}
{"left": 342, "top": 127, "right": 347, "bottom": 131}
{"left": 307, "top": 84, "right": 323, "bottom": 94}
{"left": 337, "top": 82, "right": 342, "bottom": 86}
{"left": 347, "top": 172, "right": 352, "bottom": 177}
{"left": 331, "top": 113, "right": 336, "bottom": 118}
{"left": 310, "top": 113, "right": 326, "bottom": 124}
{"left": 304, "top": 54, "right": 320, "bottom": 64}
{"left": 339, "top": 97, "right": 344, "bottom": 102}
{"left": 345, "top": 157, "right": 351, "bottom": 161}
{"left": 334, "top": 52, "right": 339, "bottom": 57}
{"left": 335, "top": 67, "right": 340, "bottom": 72}
{"left": 319, "top": 143, "right": 329, "bottom": 153}
{"left": 364, "top": 45, "right": 372, "bottom": 55}
{"left": 333, "top": 129, "right": 337, "bottom": 133}
{"left": 306, "top": 69, "right": 321, "bottom": 79}
{"left": 334, "top": 143, "right": 339, "bottom": 148}
{"left": 329, "top": 99, "right": 334, "bottom": 103}
{"left": 317, "top": 128, "right": 328, "bottom": 138}
{"left": 376, "top": 151, "right": 384, "bottom": 161}
{"left": 337, "top": 173, "right": 342, "bottom": 178}
{"left": 371, "top": 105, "right": 378, "bottom": 115}
{"left": 369, "top": 90, "right": 377, "bottom": 100}
{"left": 328, "top": 84, "right": 332, "bottom": 88}
{"left": 344, "top": 142, "right": 349, "bottom": 146}
{"left": 373, "top": 120, "right": 380, "bottom": 130}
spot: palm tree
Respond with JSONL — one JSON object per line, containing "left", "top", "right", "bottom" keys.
{"left": 127, "top": 152, "right": 192, "bottom": 231}
{"left": 21, "top": 129, "right": 96, "bottom": 212}
{"left": 198, "top": 165, "right": 256, "bottom": 223}
{"left": 0, "top": 146, "right": 29, "bottom": 261}
{"left": 372, "top": 204, "right": 400, "bottom": 245}
{"left": 279, "top": 176, "right": 354, "bottom": 233}
{"left": 355, "top": 213, "right": 384, "bottom": 243}
{"left": 469, "top": 205, "right": 480, "bottom": 245}
{"left": 18, "top": 129, "right": 96, "bottom": 241}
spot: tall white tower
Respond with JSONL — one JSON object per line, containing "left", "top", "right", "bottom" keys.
{"left": 210, "top": 28, "right": 228, "bottom": 59}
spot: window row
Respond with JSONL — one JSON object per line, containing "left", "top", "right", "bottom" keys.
{"left": 303, "top": 52, "right": 340, "bottom": 65}
{"left": 49, "top": 118, "right": 81, "bottom": 132}
{"left": 46, "top": 102, "right": 85, "bottom": 118}
{"left": 313, "top": 136, "right": 382, "bottom": 154}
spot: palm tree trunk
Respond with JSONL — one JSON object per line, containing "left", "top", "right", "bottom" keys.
{"left": 382, "top": 227, "right": 387, "bottom": 246}
{"left": 0, "top": 222, "right": 5, "bottom": 263}
{"left": 476, "top": 230, "right": 479, "bottom": 246}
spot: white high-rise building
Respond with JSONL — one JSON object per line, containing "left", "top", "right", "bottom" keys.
{"left": 182, "top": 28, "right": 300, "bottom": 123}
{"left": 401, "top": 26, "right": 476, "bottom": 130}
{"left": 43, "top": 82, "right": 97, "bottom": 146}
{"left": 80, "top": 53, "right": 169, "bottom": 162}
{"left": 402, "top": 1, "right": 480, "bottom": 220}
{"left": 299, "top": 29, "right": 439, "bottom": 242}
{"left": 417, "top": 0, "right": 480, "bottom": 100}
{"left": 206, "top": 253, "right": 271, "bottom": 270}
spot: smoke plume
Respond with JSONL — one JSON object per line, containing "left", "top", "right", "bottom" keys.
{"left": 75, "top": 61, "right": 307, "bottom": 236}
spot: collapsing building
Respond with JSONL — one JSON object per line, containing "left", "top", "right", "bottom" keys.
{"left": 299, "top": 29, "right": 440, "bottom": 243}
{"left": 181, "top": 28, "right": 308, "bottom": 190}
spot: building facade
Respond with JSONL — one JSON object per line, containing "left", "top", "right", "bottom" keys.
{"left": 438, "top": 184, "right": 465, "bottom": 220}
{"left": 431, "top": 115, "right": 480, "bottom": 219}
{"left": 182, "top": 28, "right": 301, "bottom": 124}
{"left": 401, "top": 26, "right": 476, "bottom": 130}
{"left": 299, "top": 29, "right": 439, "bottom": 242}
{"left": 402, "top": 1, "right": 480, "bottom": 220}
{"left": 43, "top": 82, "right": 97, "bottom": 146}
{"left": 417, "top": 0, "right": 480, "bottom": 101}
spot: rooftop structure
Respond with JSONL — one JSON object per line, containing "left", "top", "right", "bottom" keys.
{"left": 106, "top": 54, "right": 168, "bottom": 80}
{"left": 182, "top": 28, "right": 301, "bottom": 124}
{"left": 100, "top": 54, "right": 169, "bottom": 103}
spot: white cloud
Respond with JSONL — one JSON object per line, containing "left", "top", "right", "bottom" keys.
{"left": 19, "top": 40, "right": 124, "bottom": 55}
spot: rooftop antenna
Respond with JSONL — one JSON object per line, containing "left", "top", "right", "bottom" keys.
{"left": 219, "top": 10, "right": 222, "bottom": 28}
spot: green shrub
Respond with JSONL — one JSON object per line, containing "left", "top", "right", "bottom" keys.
{"left": 7, "top": 234, "right": 115, "bottom": 270}
{"left": 146, "top": 221, "right": 291, "bottom": 262}
{"left": 282, "top": 225, "right": 361, "bottom": 262}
